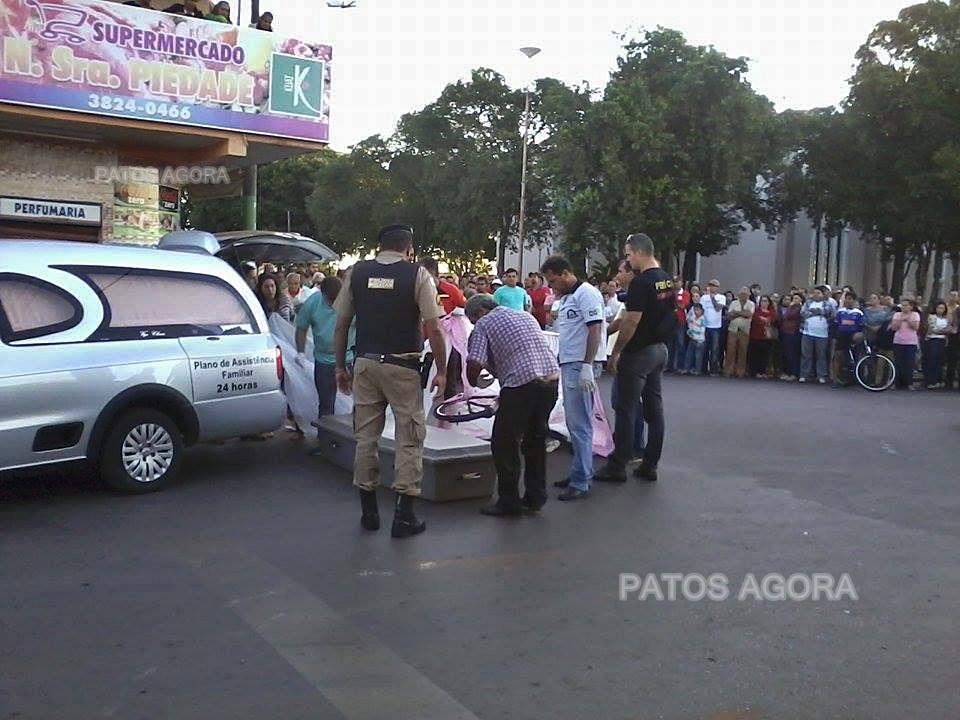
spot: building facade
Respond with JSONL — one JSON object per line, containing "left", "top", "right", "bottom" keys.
{"left": 699, "top": 213, "right": 957, "bottom": 297}
{"left": 0, "top": 0, "right": 331, "bottom": 244}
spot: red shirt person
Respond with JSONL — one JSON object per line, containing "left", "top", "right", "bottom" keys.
{"left": 437, "top": 277, "right": 466, "bottom": 315}
{"left": 527, "top": 272, "right": 551, "bottom": 329}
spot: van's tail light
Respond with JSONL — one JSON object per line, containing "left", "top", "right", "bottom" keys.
{"left": 276, "top": 346, "right": 284, "bottom": 382}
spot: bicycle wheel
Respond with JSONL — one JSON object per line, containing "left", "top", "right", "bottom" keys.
{"left": 434, "top": 394, "right": 499, "bottom": 422}
{"left": 855, "top": 352, "right": 896, "bottom": 391}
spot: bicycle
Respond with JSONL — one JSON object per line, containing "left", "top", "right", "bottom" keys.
{"left": 841, "top": 335, "right": 896, "bottom": 391}
{"left": 434, "top": 393, "right": 499, "bottom": 422}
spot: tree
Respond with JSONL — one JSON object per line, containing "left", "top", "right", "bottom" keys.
{"left": 305, "top": 140, "right": 397, "bottom": 256}
{"left": 185, "top": 151, "right": 336, "bottom": 237}
{"left": 839, "top": 0, "right": 960, "bottom": 297}
{"left": 390, "top": 68, "right": 555, "bottom": 270}
{"left": 543, "top": 29, "right": 782, "bottom": 277}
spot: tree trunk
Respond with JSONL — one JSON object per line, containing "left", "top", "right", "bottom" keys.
{"left": 880, "top": 245, "right": 889, "bottom": 295}
{"left": 930, "top": 246, "right": 945, "bottom": 302}
{"left": 496, "top": 215, "right": 511, "bottom": 275}
{"left": 661, "top": 251, "right": 674, "bottom": 276}
{"left": 914, "top": 244, "right": 931, "bottom": 301}
{"left": 682, "top": 247, "right": 698, "bottom": 282}
{"left": 950, "top": 250, "right": 960, "bottom": 292}
{"left": 813, "top": 219, "right": 822, "bottom": 284}
{"left": 890, "top": 238, "right": 907, "bottom": 299}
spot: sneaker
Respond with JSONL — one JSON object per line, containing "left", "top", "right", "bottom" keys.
{"left": 779, "top": 374, "right": 791, "bottom": 381}
{"left": 798, "top": 377, "right": 807, "bottom": 383}
{"left": 818, "top": 378, "right": 827, "bottom": 385}
{"left": 557, "top": 487, "right": 589, "bottom": 501}
{"left": 545, "top": 438, "right": 561, "bottom": 453}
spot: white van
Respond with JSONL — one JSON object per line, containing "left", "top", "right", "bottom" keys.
{"left": 0, "top": 237, "right": 293, "bottom": 492}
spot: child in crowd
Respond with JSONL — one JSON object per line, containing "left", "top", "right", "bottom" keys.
{"left": 682, "top": 304, "right": 707, "bottom": 375}
{"left": 832, "top": 292, "right": 865, "bottom": 387}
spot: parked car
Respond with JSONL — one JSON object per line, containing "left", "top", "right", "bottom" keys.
{"left": 0, "top": 237, "right": 290, "bottom": 492}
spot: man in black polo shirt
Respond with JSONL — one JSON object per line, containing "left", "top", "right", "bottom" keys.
{"left": 595, "top": 233, "right": 675, "bottom": 483}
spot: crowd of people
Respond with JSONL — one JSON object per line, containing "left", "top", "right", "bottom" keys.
{"left": 246, "top": 257, "right": 960, "bottom": 394}
{"left": 416, "top": 267, "right": 960, "bottom": 392}
{"left": 649, "top": 280, "right": 960, "bottom": 391}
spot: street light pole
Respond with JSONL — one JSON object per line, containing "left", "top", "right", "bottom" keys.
{"left": 516, "top": 46, "right": 540, "bottom": 277}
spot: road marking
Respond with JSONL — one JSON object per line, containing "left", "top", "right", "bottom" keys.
{"left": 188, "top": 545, "right": 478, "bottom": 720}
{"left": 880, "top": 441, "right": 899, "bottom": 456}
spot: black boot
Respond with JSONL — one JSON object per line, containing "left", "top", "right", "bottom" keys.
{"left": 359, "top": 489, "right": 380, "bottom": 531}
{"left": 391, "top": 494, "right": 426, "bottom": 538}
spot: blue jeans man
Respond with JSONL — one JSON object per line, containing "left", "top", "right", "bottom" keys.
{"left": 704, "top": 327, "right": 722, "bottom": 374}
{"left": 800, "top": 334, "right": 830, "bottom": 381}
{"left": 560, "top": 362, "right": 596, "bottom": 492}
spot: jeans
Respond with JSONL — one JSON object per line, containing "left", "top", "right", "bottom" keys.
{"left": 611, "top": 343, "right": 667, "bottom": 470}
{"left": 684, "top": 339, "right": 705, "bottom": 374}
{"left": 669, "top": 324, "right": 686, "bottom": 371}
{"left": 704, "top": 327, "right": 722, "bottom": 374}
{"left": 610, "top": 375, "right": 645, "bottom": 456}
{"left": 781, "top": 332, "right": 801, "bottom": 377}
{"left": 491, "top": 379, "right": 558, "bottom": 511}
{"left": 800, "top": 334, "right": 829, "bottom": 380}
{"left": 923, "top": 338, "right": 946, "bottom": 386}
{"left": 314, "top": 362, "right": 337, "bottom": 416}
{"left": 893, "top": 344, "right": 917, "bottom": 389}
{"left": 561, "top": 363, "right": 597, "bottom": 491}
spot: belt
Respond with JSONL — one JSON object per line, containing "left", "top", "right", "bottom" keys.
{"left": 534, "top": 374, "right": 560, "bottom": 384}
{"left": 359, "top": 353, "right": 422, "bottom": 372}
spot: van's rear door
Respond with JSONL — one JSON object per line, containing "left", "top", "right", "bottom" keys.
{"left": 179, "top": 334, "right": 284, "bottom": 440}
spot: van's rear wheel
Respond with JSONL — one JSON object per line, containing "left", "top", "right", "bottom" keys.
{"left": 100, "top": 409, "right": 183, "bottom": 493}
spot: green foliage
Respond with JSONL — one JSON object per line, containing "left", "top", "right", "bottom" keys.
{"left": 543, "top": 29, "right": 783, "bottom": 275}
{"left": 185, "top": 151, "right": 336, "bottom": 237}
{"left": 188, "top": 10, "right": 960, "bottom": 294}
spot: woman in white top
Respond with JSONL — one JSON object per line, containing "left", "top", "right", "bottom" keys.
{"left": 924, "top": 300, "right": 950, "bottom": 389}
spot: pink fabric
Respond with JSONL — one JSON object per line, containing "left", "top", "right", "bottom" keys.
{"left": 591, "top": 390, "right": 615, "bottom": 457}
{"left": 547, "top": 385, "right": 615, "bottom": 458}
{"left": 440, "top": 312, "right": 472, "bottom": 393}
{"left": 434, "top": 312, "right": 479, "bottom": 431}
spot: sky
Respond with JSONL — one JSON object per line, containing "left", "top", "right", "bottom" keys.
{"left": 260, "top": 0, "right": 910, "bottom": 151}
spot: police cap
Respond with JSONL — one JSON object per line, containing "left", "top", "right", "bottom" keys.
{"left": 377, "top": 223, "right": 414, "bottom": 250}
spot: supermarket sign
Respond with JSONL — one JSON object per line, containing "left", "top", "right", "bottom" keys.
{"left": 0, "top": 0, "right": 331, "bottom": 142}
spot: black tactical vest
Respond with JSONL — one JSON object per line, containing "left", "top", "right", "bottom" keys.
{"left": 350, "top": 259, "right": 422, "bottom": 355}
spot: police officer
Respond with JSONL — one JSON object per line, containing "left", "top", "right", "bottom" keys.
{"left": 333, "top": 224, "right": 447, "bottom": 538}
{"left": 595, "top": 233, "right": 675, "bottom": 484}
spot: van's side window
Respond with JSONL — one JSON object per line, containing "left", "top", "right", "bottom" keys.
{"left": 0, "top": 274, "right": 82, "bottom": 343}
{"left": 72, "top": 269, "right": 255, "bottom": 340}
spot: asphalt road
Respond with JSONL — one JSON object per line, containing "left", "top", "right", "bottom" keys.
{"left": 2, "top": 376, "right": 959, "bottom": 720}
